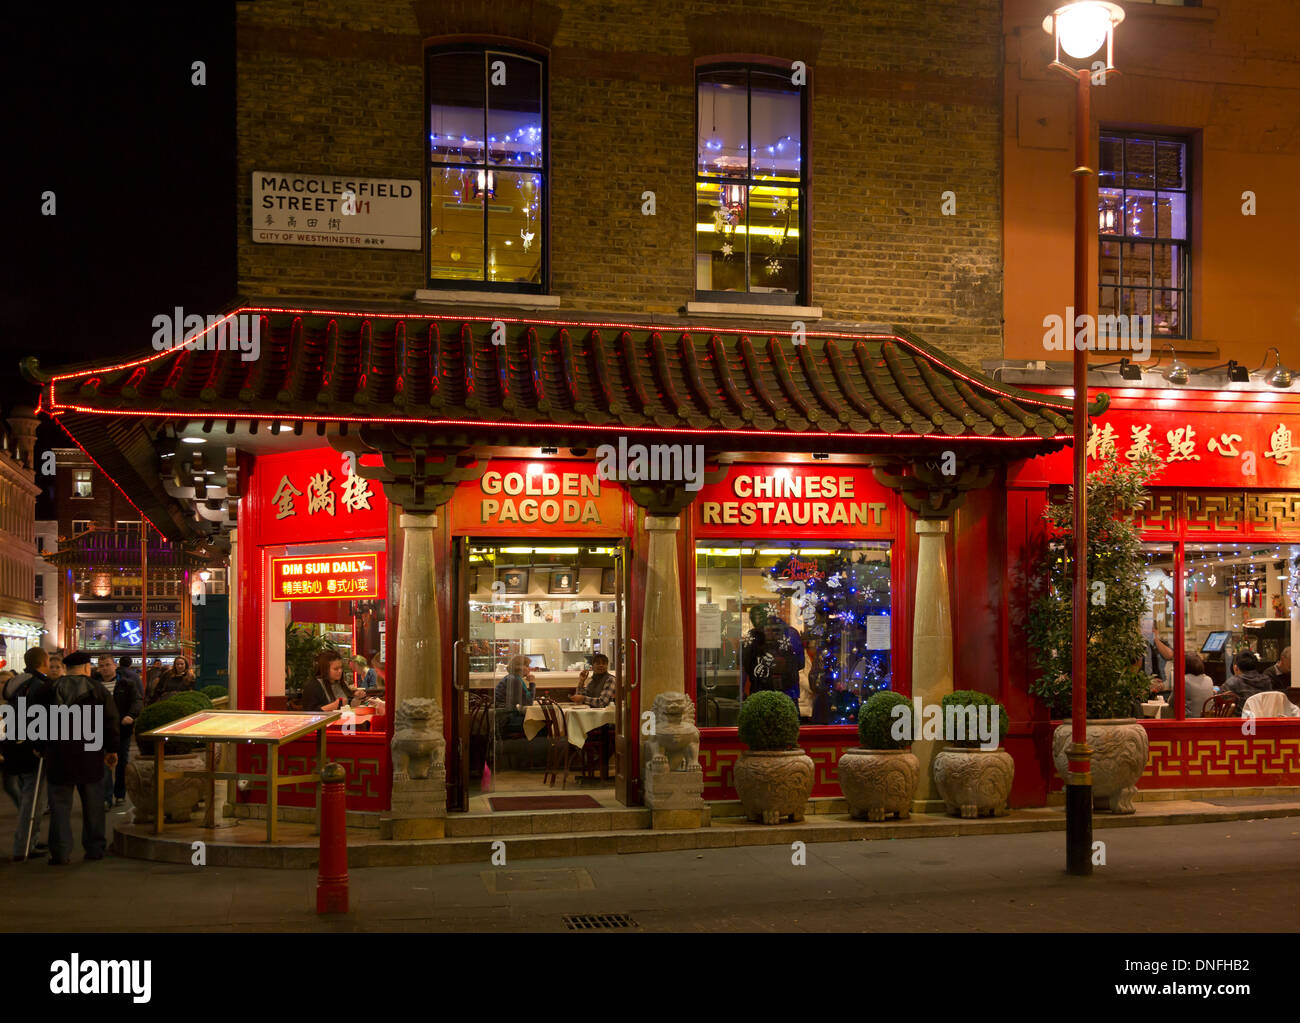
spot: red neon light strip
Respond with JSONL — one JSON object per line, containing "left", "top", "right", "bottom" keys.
{"left": 45, "top": 401, "right": 1070, "bottom": 443}
{"left": 49, "top": 414, "right": 165, "bottom": 538}
{"left": 47, "top": 304, "right": 1072, "bottom": 413}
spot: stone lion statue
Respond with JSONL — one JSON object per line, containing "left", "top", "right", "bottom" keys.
{"left": 391, "top": 697, "right": 445, "bottom": 780}
{"left": 647, "top": 692, "right": 700, "bottom": 774}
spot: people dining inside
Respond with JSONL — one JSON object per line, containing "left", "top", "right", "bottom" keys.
{"left": 1181, "top": 652, "right": 1216, "bottom": 717}
{"left": 1223, "top": 649, "right": 1275, "bottom": 704}
{"left": 1241, "top": 688, "right": 1300, "bottom": 719}
{"left": 1266, "top": 647, "right": 1292, "bottom": 691}
{"left": 301, "top": 651, "right": 363, "bottom": 712}
{"left": 571, "top": 653, "right": 616, "bottom": 707}
{"left": 494, "top": 654, "right": 536, "bottom": 737}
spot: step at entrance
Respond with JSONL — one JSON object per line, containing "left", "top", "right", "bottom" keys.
{"left": 445, "top": 806, "right": 651, "bottom": 838}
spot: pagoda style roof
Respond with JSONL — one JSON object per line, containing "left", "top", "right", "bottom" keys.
{"left": 25, "top": 305, "right": 1076, "bottom": 539}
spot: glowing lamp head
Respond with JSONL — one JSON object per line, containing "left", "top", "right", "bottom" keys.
{"left": 1043, "top": 2, "right": 1125, "bottom": 66}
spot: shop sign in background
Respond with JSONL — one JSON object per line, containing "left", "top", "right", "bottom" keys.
{"left": 695, "top": 464, "right": 894, "bottom": 538}
{"left": 271, "top": 553, "right": 379, "bottom": 602}
{"left": 450, "top": 460, "right": 626, "bottom": 535}
{"left": 251, "top": 171, "right": 421, "bottom": 249}
{"left": 254, "top": 448, "right": 388, "bottom": 546}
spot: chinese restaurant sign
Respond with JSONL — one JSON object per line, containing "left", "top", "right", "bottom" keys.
{"left": 254, "top": 449, "right": 388, "bottom": 545}
{"left": 270, "top": 554, "right": 379, "bottom": 602}
{"left": 695, "top": 465, "right": 894, "bottom": 538}
{"left": 251, "top": 171, "right": 421, "bottom": 249}
{"left": 1018, "top": 406, "right": 1300, "bottom": 488}
{"left": 450, "top": 460, "right": 627, "bottom": 535}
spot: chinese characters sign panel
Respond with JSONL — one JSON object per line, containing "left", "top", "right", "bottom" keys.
{"left": 271, "top": 554, "right": 379, "bottom": 602}
{"left": 251, "top": 171, "right": 421, "bottom": 249}
{"left": 254, "top": 449, "right": 388, "bottom": 546}
{"left": 695, "top": 465, "right": 894, "bottom": 538}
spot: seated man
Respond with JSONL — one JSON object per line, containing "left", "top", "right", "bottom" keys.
{"left": 571, "top": 653, "right": 616, "bottom": 707}
{"left": 1266, "top": 646, "right": 1292, "bottom": 691}
{"left": 1223, "top": 649, "right": 1274, "bottom": 704}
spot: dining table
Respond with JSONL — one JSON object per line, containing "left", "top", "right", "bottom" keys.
{"left": 521, "top": 702, "right": 616, "bottom": 747}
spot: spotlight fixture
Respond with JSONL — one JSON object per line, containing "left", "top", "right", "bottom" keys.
{"left": 1251, "top": 346, "right": 1294, "bottom": 388}
{"left": 1091, "top": 357, "right": 1143, "bottom": 380}
{"left": 1160, "top": 344, "right": 1189, "bottom": 386}
{"left": 812, "top": 452, "right": 830, "bottom": 460}
{"left": 540, "top": 447, "right": 558, "bottom": 456}
{"left": 1190, "top": 359, "right": 1250, "bottom": 383}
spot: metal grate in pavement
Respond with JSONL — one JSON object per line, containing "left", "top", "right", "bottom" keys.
{"left": 562, "top": 913, "right": 638, "bottom": 931}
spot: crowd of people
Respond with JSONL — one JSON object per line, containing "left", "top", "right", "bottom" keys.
{"left": 0, "top": 648, "right": 200, "bottom": 864}
{"left": 1147, "top": 642, "right": 1292, "bottom": 716}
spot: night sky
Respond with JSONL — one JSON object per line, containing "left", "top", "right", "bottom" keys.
{"left": 1, "top": 4, "right": 237, "bottom": 443}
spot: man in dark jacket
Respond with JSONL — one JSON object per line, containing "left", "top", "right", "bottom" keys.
{"left": 96, "top": 654, "right": 142, "bottom": 808}
{"left": 34, "top": 650, "right": 119, "bottom": 864}
{"left": 1224, "top": 649, "right": 1275, "bottom": 705}
{"left": 2, "top": 647, "right": 51, "bottom": 861}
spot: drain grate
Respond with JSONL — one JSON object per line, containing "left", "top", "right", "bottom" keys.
{"left": 562, "top": 913, "right": 637, "bottom": 931}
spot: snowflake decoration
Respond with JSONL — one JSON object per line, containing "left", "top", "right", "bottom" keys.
{"left": 721, "top": 241, "right": 734, "bottom": 257}
{"left": 766, "top": 256, "right": 781, "bottom": 275}
{"left": 773, "top": 197, "right": 790, "bottom": 214}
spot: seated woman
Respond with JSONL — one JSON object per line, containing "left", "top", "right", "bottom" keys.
{"left": 494, "top": 654, "right": 535, "bottom": 738}
{"left": 352, "top": 655, "right": 378, "bottom": 690}
{"left": 1181, "top": 652, "right": 1216, "bottom": 717}
{"left": 148, "top": 656, "right": 195, "bottom": 705}
{"left": 302, "top": 651, "right": 362, "bottom": 712}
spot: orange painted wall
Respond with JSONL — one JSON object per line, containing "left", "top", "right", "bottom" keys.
{"left": 1003, "top": 1, "right": 1300, "bottom": 370}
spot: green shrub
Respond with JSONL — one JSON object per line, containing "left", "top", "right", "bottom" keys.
{"left": 135, "top": 697, "right": 206, "bottom": 756}
{"left": 737, "top": 691, "right": 801, "bottom": 751}
{"left": 858, "top": 691, "right": 912, "bottom": 750}
{"left": 200, "top": 685, "right": 228, "bottom": 701}
{"left": 166, "top": 691, "right": 213, "bottom": 716}
{"left": 939, "top": 690, "right": 1009, "bottom": 749}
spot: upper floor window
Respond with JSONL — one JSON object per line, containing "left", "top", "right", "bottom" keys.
{"left": 71, "top": 520, "right": 93, "bottom": 536}
{"left": 696, "top": 64, "right": 807, "bottom": 304}
{"left": 116, "top": 520, "right": 141, "bottom": 534}
{"left": 1098, "top": 132, "right": 1190, "bottom": 339}
{"left": 426, "top": 48, "right": 545, "bottom": 292}
{"left": 72, "top": 469, "right": 93, "bottom": 498}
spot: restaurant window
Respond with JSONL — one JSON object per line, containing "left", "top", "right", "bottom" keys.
{"left": 72, "top": 469, "right": 93, "bottom": 498}
{"left": 426, "top": 47, "right": 545, "bottom": 291}
{"left": 271, "top": 540, "right": 387, "bottom": 731}
{"left": 696, "top": 64, "right": 807, "bottom": 303}
{"left": 694, "top": 541, "right": 892, "bottom": 727}
{"left": 1098, "top": 132, "right": 1190, "bottom": 338}
{"left": 71, "top": 519, "right": 92, "bottom": 535}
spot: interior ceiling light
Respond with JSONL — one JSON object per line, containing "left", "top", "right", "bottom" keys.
{"left": 181, "top": 436, "right": 205, "bottom": 444}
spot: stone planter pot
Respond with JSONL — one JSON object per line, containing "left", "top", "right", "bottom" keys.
{"left": 837, "top": 748, "right": 919, "bottom": 821}
{"left": 933, "top": 747, "right": 1015, "bottom": 818}
{"left": 1052, "top": 719, "right": 1149, "bottom": 814}
{"left": 125, "top": 753, "right": 206, "bottom": 825}
{"left": 733, "top": 749, "right": 815, "bottom": 824}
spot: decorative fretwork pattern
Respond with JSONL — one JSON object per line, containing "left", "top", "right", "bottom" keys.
{"left": 1182, "top": 491, "right": 1245, "bottom": 532}
{"left": 1246, "top": 492, "right": 1300, "bottom": 534}
{"left": 1136, "top": 490, "right": 1178, "bottom": 533}
{"left": 1145, "top": 736, "right": 1300, "bottom": 785}
{"left": 246, "top": 746, "right": 387, "bottom": 810}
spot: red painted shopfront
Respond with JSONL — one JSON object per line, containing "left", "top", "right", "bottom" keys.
{"left": 1008, "top": 386, "right": 1300, "bottom": 803}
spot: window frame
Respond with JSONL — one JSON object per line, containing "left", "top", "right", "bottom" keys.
{"left": 423, "top": 44, "right": 549, "bottom": 295}
{"left": 71, "top": 469, "right": 93, "bottom": 499}
{"left": 694, "top": 60, "right": 810, "bottom": 306}
{"left": 1097, "top": 129, "right": 1192, "bottom": 340}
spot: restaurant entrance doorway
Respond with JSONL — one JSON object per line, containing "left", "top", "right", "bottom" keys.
{"left": 450, "top": 540, "right": 631, "bottom": 812}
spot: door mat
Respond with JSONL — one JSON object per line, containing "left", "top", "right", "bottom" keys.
{"left": 489, "top": 795, "right": 602, "bottom": 811}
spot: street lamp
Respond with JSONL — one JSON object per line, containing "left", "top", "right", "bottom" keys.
{"left": 1043, "top": 0, "right": 1126, "bottom": 878}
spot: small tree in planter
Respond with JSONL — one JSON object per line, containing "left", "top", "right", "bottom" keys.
{"left": 733, "top": 692, "right": 814, "bottom": 824}
{"left": 932, "top": 691, "right": 1014, "bottom": 818}
{"left": 837, "top": 690, "right": 920, "bottom": 821}
{"left": 1027, "top": 447, "right": 1161, "bottom": 814}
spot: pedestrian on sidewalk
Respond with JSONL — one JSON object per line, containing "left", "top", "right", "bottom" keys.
{"left": 33, "top": 650, "right": 119, "bottom": 865}
{"left": 96, "top": 654, "right": 142, "bottom": 808}
{"left": 2, "top": 648, "right": 52, "bottom": 861}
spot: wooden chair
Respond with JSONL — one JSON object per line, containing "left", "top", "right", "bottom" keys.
{"left": 1202, "top": 693, "right": 1240, "bottom": 718}
{"left": 468, "top": 691, "right": 493, "bottom": 774}
{"left": 536, "top": 697, "right": 568, "bottom": 787}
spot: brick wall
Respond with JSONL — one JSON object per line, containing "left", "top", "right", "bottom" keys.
{"left": 237, "top": 0, "right": 1004, "bottom": 366}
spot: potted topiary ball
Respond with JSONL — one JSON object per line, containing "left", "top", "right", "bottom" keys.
{"left": 837, "top": 690, "right": 920, "bottom": 821}
{"left": 733, "top": 691, "right": 814, "bottom": 824}
{"left": 932, "top": 690, "right": 1015, "bottom": 819}
{"left": 127, "top": 695, "right": 209, "bottom": 825}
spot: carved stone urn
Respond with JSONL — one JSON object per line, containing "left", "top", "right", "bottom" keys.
{"left": 1052, "top": 719, "right": 1149, "bottom": 814}
{"left": 837, "top": 748, "right": 919, "bottom": 821}
{"left": 933, "top": 747, "right": 1015, "bottom": 818}
{"left": 125, "top": 753, "right": 206, "bottom": 825}
{"left": 733, "top": 749, "right": 815, "bottom": 824}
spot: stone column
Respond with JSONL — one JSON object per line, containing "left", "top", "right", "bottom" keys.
{"left": 912, "top": 518, "right": 953, "bottom": 811}
{"left": 641, "top": 514, "right": 685, "bottom": 715}
{"left": 384, "top": 510, "right": 447, "bottom": 839}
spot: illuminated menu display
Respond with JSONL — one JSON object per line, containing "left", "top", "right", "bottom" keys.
{"left": 271, "top": 554, "right": 379, "bottom": 602}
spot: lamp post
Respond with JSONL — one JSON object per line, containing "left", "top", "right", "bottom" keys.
{"left": 1042, "top": 0, "right": 1126, "bottom": 877}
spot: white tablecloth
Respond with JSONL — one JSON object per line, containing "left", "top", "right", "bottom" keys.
{"left": 521, "top": 704, "right": 616, "bottom": 747}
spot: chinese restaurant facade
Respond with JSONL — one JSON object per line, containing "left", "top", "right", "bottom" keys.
{"left": 26, "top": 313, "right": 1300, "bottom": 832}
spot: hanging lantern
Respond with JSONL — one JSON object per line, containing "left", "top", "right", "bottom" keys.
{"left": 721, "top": 182, "right": 745, "bottom": 222}
{"left": 473, "top": 169, "right": 496, "bottom": 200}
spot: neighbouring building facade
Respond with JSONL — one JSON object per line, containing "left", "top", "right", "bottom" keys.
{"left": 0, "top": 408, "right": 44, "bottom": 670}
{"left": 23, "top": 0, "right": 1300, "bottom": 835}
